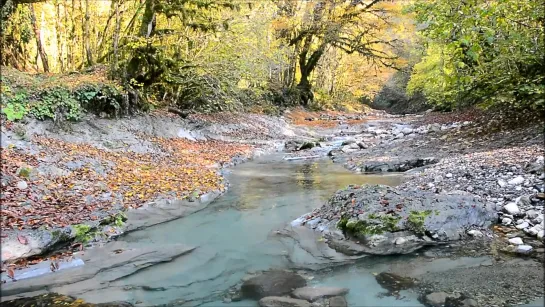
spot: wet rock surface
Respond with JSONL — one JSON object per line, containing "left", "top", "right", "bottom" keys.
{"left": 0, "top": 241, "right": 196, "bottom": 300}
{"left": 291, "top": 287, "right": 349, "bottom": 302}
{"left": 259, "top": 296, "right": 311, "bottom": 307}
{"left": 375, "top": 272, "right": 416, "bottom": 294}
{"left": 241, "top": 270, "right": 307, "bottom": 299}
{"left": 2, "top": 293, "right": 133, "bottom": 307}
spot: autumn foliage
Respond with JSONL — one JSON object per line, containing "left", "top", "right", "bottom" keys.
{"left": 0, "top": 134, "right": 252, "bottom": 231}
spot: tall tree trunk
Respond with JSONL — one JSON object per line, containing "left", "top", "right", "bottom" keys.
{"left": 67, "top": 0, "right": 75, "bottom": 69}
{"left": 55, "top": 1, "right": 64, "bottom": 72}
{"left": 112, "top": 0, "right": 121, "bottom": 73}
{"left": 29, "top": 3, "right": 49, "bottom": 72}
{"left": 83, "top": 0, "right": 93, "bottom": 66}
{"left": 140, "top": 0, "right": 155, "bottom": 38}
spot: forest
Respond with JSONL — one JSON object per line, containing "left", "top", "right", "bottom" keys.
{"left": 1, "top": 0, "right": 543, "bottom": 119}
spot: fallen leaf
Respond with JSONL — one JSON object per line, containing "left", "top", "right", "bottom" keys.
{"left": 7, "top": 268, "right": 15, "bottom": 280}
{"left": 17, "top": 234, "right": 28, "bottom": 245}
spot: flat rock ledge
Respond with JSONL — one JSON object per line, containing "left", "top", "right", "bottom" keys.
{"left": 292, "top": 184, "right": 497, "bottom": 255}
{"left": 242, "top": 271, "right": 349, "bottom": 307}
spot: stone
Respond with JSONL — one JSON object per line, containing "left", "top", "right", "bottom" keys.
{"left": 508, "top": 237, "right": 523, "bottom": 245}
{"left": 341, "top": 139, "right": 355, "bottom": 146}
{"left": 424, "top": 292, "right": 450, "bottom": 306}
{"left": 501, "top": 218, "right": 512, "bottom": 225}
{"left": 16, "top": 181, "right": 28, "bottom": 190}
{"left": 508, "top": 176, "right": 525, "bottom": 185}
{"left": 357, "top": 142, "right": 368, "bottom": 149}
{"left": 525, "top": 225, "right": 542, "bottom": 236}
{"left": 394, "top": 237, "right": 407, "bottom": 245}
{"left": 241, "top": 271, "right": 307, "bottom": 299}
{"left": 503, "top": 203, "right": 520, "bottom": 215}
{"left": 516, "top": 222, "right": 529, "bottom": 230}
{"left": 328, "top": 296, "right": 347, "bottom": 307}
{"left": 375, "top": 272, "right": 415, "bottom": 292}
{"left": 467, "top": 230, "right": 483, "bottom": 237}
{"left": 515, "top": 245, "right": 533, "bottom": 254}
{"left": 497, "top": 179, "right": 507, "bottom": 188}
{"left": 395, "top": 133, "right": 404, "bottom": 139}
{"left": 348, "top": 143, "right": 360, "bottom": 150}
{"left": 533, "top": 214, "right": 544, "bottom": 225}
{"left": 537, "top": 230, "right": 544, "bottom": 241}
{"left": 525, "top": 210, "right": 539, "bottom": 220}
{"left": 258, "top": 297, "right": 311, "bottom": 307}
{"left": 401, "top": 127, "right": 413, "bottom": 135}
{"left": 445, "top": 173, "right": 453, "bottom": 178}
{"left": 291, "top": 287, "right": 349, "bottom": 302}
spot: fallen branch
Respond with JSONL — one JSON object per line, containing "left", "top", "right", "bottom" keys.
{"left": 167, "top": 107, "right": 189, "bottom": 118}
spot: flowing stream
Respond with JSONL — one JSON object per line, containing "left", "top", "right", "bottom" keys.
{"left": 112, "top": 154, "right": 426, "bottom": 306}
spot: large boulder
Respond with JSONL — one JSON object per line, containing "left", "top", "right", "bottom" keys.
{"left": 291, "top": 287, "right": 349, "bottom": 302}
{"left": 241, "top": 270, "right": 307, "bottom": 299}
{"left": 258, "top": 297, "right": 311, "bottom": 307}
{"left": 294, "top": 185, "right": 496, "bottom": 255}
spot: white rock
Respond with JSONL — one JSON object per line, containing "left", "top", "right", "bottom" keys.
{"left": 434, "top": 176, "right": 443, "bottom": 183}
{"left": 401, "top": 127, "right": 413, "bottom": 135}
{"left": 537, "top": 230, "right": 544, "bottom": 241}
{"left": 497, "top": 179, "right": 507, "bottom": 188}
{"left": 508, "top": 176, "right": 525, "bottom": 185}
{"left": 16, "top": 181, "right": 28, "bottom": 190}
{"left": 516, "top": 219, "right": 525, "bottom": 225}
{"left": 525, "top": 210, "right": 539, "bottom": 220}
{"left": 395, "top": 133, "right": 404, "bottom": 139}
{"left": 503, "top": 203, "right": 520, "bottom": 215}
{"left": 445, "top": 173, "right": 453, "bottom": 178}
{"left": 532, "top": 214, "right": 544, "bottom": 224}
{"left": 467, "top": 186, "right": 474, "bottom": 192}
{"left": 501, "top": 218, "right": 512, "bottom": 225}
{"left": 508, "top": 237, "right": 523, "bottom": 245}
{"left": 467, "top": 230, "right": 483, "bottom": 237}
{"left": 394, "top": 237, "right": 407, "bottom": 245}
{"left": 526, "top": 224, "right": 544, "bottom": 236}
{"left": 516, "top": 222, "right": 529, "bottom": 230}
{"left": 515, "top": 245, "right": 533, "bottom": 254}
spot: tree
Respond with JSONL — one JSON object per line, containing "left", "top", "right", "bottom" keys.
{"left": 407, "top": 0, "right": 545, "bottom": 110}
{"left": 275, "top": 0, "right": 398, "bottom": 104}
{"left": 28, "top": 3, "right": 49, "bottom": 72}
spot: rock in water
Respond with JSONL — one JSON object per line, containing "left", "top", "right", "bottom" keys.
{"left": 258, "top": 297, "right": 311, "bottom": 307}
{"left": 306, "top": 185, "right": 496, "bottom": 255}
{"left": 241, "top": 270, "right": 307, "bottom": 299}
{"left": 328, "top": 296, "right": 348, "bottom": 307}
{"left": 375, "top": 272, "right": 415, "bottom": 293}
{"left": 291, "top": 287, "right": 349, "bottom": 302}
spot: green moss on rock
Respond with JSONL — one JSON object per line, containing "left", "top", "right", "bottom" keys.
{"left": 406, "top": 210, "right": 432, "bottom": 235}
